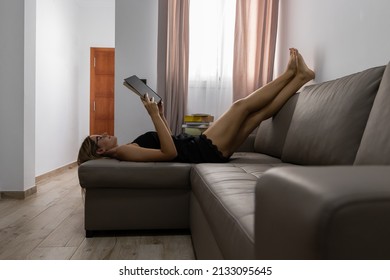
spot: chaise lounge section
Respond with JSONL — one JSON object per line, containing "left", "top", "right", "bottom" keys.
{"left": 78, "top": 61, "right": 390, "bottom": 259}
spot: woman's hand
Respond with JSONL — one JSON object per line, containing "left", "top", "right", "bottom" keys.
{"left": 141, "top": 93, "right": 159, "bottom": 117}
{"left": 138, "top": 94, "right": 177, "bottom": 161}
{"left": 158, "top": 100, "right": 164, "bottom": 116}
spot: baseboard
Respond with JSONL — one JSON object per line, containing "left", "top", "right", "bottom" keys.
{"left": 1, "top": 185, "right": 37, "bottom": 200}
{"left": 1, "top": 162, "right": 77, "bottom": 200}
{"left": 35, "top": 162, "right": 78, "bottom": 184}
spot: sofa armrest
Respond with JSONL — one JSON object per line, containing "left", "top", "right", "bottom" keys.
{"left": 255, "top": 166, "right": 390, "bottom": 259}
{"left": 78, "top": 158, "right": 192, "bottom": 189}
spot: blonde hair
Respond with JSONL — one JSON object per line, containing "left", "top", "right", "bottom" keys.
{"left": 77, "top": 136, "right": 102, "bottom": 165}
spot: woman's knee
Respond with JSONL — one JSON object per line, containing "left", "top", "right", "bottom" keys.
{"left": 231, "top": 98, "right": 251, "bottom": 114}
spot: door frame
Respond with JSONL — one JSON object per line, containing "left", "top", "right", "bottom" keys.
{"left": 90, "top": 47, "right": 115, "bottom": 135}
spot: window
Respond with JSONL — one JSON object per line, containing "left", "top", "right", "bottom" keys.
{"left": 188, "top": 0, "right": 236, "bottom": 119}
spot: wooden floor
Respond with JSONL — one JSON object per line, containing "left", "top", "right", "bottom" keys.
{"left": 0, "top": 165, "right": 195, "bottom": 260}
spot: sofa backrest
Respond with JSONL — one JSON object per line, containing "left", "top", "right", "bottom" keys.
{"left": 281, "top": 65, "right": 385, "bottom": 165}
{"left": 354, "top": 61, "right": 390, "bottom": 165}
{"left": 254, "top": 94, "right": 298, "bottom": 157}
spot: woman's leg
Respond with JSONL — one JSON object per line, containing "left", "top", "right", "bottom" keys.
{"left": 228, "top": 66, "right": 315, "bottom": 153}
{"left": 203, "top": 49, "right": 314, "bottom": 157}
{"left": 202, "top": 49, "right": 297, "bottom": 156}
{"left": 233, "top": 48, "right": 298, "bottom": 112}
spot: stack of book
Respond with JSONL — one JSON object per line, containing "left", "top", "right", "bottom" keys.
{"left": 182, "top": 114, "right": 214, "bottom": 135}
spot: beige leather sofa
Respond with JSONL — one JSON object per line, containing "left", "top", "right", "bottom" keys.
{"left": 78, "top": 62, "right": 390, "bottom": 259}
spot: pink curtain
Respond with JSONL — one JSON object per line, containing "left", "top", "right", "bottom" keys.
{"left": 233, "top": 0, "right": 279, "bottom": 101}
{"left": 164, "top": 0, "right": 190, "bottom": 135}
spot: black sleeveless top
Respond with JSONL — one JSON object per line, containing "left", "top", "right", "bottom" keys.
{"left": 131, "top": 131, "right": 229, "bottom": 163}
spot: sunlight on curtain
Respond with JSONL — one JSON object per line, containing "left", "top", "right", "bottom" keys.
{"left": 188, "top": 0, "right": 236, "bottom": 119}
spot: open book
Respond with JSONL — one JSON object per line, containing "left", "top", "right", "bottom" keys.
{"left": 123, "top": 75, "right": 162, "bottom": 103}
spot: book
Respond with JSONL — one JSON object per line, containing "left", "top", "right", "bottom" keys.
{"left": 182, "top": 125, "right": 208, "bottom": 136}
{"left": 182, "top": 123, "right": 210, "bottom": 128}
{"left": 182, "top": 114, "right": 214, "bottom": 136}
{"left": 123, "top": 75, "right": 162, "bottom": 103}
{"left": 183, "top": 114, "right": 214, "bottom": 123}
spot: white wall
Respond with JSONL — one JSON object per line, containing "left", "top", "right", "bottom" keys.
{"left": 275, "top": 0, "right": 390, "bottom": 83}
{"left": 36, "top": 0, "right": 80, "bottom": 176}
{"left": 24, "top": 0, "right": 37, "bottom": 190}
{"left": 115, "top": 0, "right": 159, "bottom": 144}
{"left": 76, "top": 0, "right": 115, "bottom": 143}
{"left": 0, "top": 0, "right": 28, "bottom": 192}
{"left": 35, "top": 0, "right": 114, "bottom": 176}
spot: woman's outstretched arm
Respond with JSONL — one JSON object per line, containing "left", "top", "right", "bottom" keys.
{"left": 158, "top": 101, "right": 173, "bottom": 135}
{"left": 146, "top": 98, "right": 177, "bottom": 159}
{"left": 115, "top": 94, "right": 177, "bottom": 162}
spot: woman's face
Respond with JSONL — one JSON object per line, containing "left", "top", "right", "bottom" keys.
{"left": 90, "top": 133, "right": 117, "bottom": 151}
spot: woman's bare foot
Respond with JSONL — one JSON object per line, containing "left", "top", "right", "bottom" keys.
{"left": 285, "top": 48, "right": 298, "bottom": 77}
{"left": 296, "top": 50, "right": 315, "bottom": 82}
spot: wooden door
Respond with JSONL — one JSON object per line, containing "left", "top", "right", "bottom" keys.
{"left": 90, "top": 47, "right": 115, "bottom": 135}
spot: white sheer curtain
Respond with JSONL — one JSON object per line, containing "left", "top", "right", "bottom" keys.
{"left": 187, "top": 0, "right": 236, "bottom": 119}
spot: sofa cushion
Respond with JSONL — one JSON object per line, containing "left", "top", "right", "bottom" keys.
{"left": 229, "top": 152, "right": 283, "bottom": 164}
{"left": 254, "top": 94, "right": 299, "bottom": 158}
{"left": 355, "top": 62, "right": 390, "bottom": 165}
{"left": 190, "top": 162, "right": 292, "bottom": 259}
{"left": 78, "top": 158, "right": 192, "bottom": 190}
{"left": 282, "top": 65, "right": 385, "bottom": 165}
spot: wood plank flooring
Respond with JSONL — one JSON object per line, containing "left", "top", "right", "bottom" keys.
{"left": 0, "top": 165, "right": 195, "bottom": 260}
